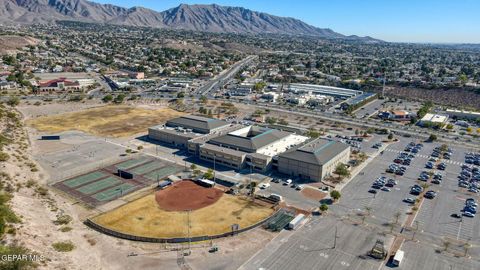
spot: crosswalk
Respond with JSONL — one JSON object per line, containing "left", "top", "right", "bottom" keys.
{"left": 384, "top": 148, "right": 464, "bottom": 166}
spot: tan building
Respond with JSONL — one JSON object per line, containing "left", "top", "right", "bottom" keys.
{"left": 276, "top": 139, "right": 351, "bottom": 181}
{"left": 148, "top": 115, "right": 230, "bottom": 147}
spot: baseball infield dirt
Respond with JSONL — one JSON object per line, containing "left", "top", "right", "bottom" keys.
{"left": 155, "top": 180, "right": 224, "bottom": 211}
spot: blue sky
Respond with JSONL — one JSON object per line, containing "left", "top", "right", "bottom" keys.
{"left": 95, "top": 0, "right": 480, "bottom": 43}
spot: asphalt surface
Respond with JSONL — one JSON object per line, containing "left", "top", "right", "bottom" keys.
{"left": 241, "top": 137, "right": 480, "bottom": 270}
{"left": 239, "top": 215, "right": 392, "bottom": 270}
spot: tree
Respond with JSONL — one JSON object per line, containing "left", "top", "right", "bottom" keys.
{"left": 446, "top": 124, "right": 454, "bottom": 130}
{"left": 203, "top": 168, "right": 214, "bottom": 180}
{"left": 176, "top": 92, "right": 185, "bottom": 98}
{"left": 334, "top": 163, "right": 350, "bottom": 178}
{"left": 199, "top": 95, "right": 207, "bottom": 103}
{"left": 428, "top": 134, "right": 437, "bottom": 142}
{"left": 387, "top": 133, "right": 394, "bottom": 140}
{"left": 265, "top": 117, "right": 277, "bottom": 124}
{"left": 6, "top": 96, "right": 19, "bottom": 107}
{"left": 306, "top": 129, "right": 321, "bottom": 138}
{"left": 319, "top": 203, "right": 329, "bottom": 213}
{"left": 114, "top": 94, "right": 126, "bottom": 103}
{"left": 443, "top": 240, "right": 450, "bottom": 252}
{"left": 102, "top": 94, "right": 113, "bottom": 103}
{"left": 330, "top": 190, "right": 341, "bottom": 201}
{"left": 190, "top": 164, "right": 197, "bottom": 171}
{"left": 466, "top": 127, "right": 473, "bottom": 133}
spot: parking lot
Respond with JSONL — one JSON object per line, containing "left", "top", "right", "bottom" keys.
{"left": 240, "top": 215, "right": 392, "bottom": 270}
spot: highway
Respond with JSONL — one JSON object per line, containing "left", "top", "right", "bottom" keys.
{"left": 196, "top": 55, "right": 257, "bottom": 97}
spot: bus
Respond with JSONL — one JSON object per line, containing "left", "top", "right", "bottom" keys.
{"left": 392, "top": 250, "right": 404, "bottom": 267}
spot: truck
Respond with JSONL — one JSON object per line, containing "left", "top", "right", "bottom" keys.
{"left": 288, "top": 214, "right": 305, "bottom": 230}
{"left": 392, "top": 250, "right": 404, "bottom": 267}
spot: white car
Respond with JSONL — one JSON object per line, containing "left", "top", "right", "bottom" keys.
{"left": 463, "top": 211, "right": 475, "bottom": 218}
{"left": 259, "top": 183, "right": 270, "bottom": 189}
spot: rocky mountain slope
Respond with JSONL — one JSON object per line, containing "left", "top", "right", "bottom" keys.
{"left": 0, "top": 0, "right": 377, "bottom": 40}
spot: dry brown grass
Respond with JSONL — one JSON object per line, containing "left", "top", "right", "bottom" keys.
{"left": 91, "top": 193, "right": 274, "bottom": 238}
{"left": 26, "top": 105, "right": 184, "bottom": 137}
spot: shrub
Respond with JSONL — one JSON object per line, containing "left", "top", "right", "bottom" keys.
{"left": 52, "top": 241, "right": 75, "bottom": 252}
{"left": 54, "top": 215, "right": 72, "bottom": 225}
{"left": 0, "top": 152, "right": 9, "bottom": 162}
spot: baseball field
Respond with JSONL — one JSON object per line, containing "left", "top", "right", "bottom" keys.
{"left": 27, "top": 105, "right": 184, "bottom": 137}
{"left": 91, "top": 181, "right": 274, "bottom": 238}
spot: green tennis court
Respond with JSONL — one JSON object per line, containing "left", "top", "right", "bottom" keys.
{"left": 115, "top": 158, "right": 151, "bottom": 170}
{"left": 63, "top": 171, "right": 108, "bottom": 188}
{"left": 76, "top": 177, "right": 121, "bottom": 195}
{"left": 130, "top": 161, "right": 164, "bottom": 175}
{"left": 144, "top": 166, "right": 179, "bottom": 181}
{"left": 92, "top": 183, "right": 136, "bottom": 201}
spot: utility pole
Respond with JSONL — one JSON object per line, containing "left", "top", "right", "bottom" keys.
{"left": 213, "top": 155, "right": 216, "bottom": 186}
{"left": 187, "top": 210, "right": 191, "bottom": 255}
{"left": 382, "top": 75, "right": 386, "bottom": 98}
{"left": 333, "top": 225, "right": 339, "bottom": 249}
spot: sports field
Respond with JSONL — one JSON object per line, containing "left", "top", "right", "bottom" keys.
{"left": 91, "top": 193, "right": 274, "bottom": 238}
{"left": 27, "top": 105, "right": 185, "bottom": 137}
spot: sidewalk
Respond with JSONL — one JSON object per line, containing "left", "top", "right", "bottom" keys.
{"left": 333, "top": 141, "right": 395, "bottom": 192}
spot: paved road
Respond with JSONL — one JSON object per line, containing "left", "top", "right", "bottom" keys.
{"left": 198, "top": 55, "right": 257, "bottom": 97}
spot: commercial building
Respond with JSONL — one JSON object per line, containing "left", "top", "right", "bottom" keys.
{"left": 419, "top": 113, "right": 449, "bottom": 127}
{"left": 341, "top": 92, "right": 377, "bottom": 108}
{"left": 288, "top": 83, "right": 363, "bottom": 99}
{"left": 148, "top": 115, "right": 230, "bottom": 148}
{"left": 36, "top": 78, "right": 81, "bottom": 93}
{"left": 228, "top": 84, "right": 253, "bottom": 96}
{"left": 378, "top": 110, "right": 412, "bottom": 121}
{"left": 276, "top": 139, "right": 351, "bottom": 181}
{"left": 446, "top": 109, "right": 480, "bottom": 121}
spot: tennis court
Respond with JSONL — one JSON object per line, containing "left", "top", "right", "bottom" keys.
{"left": 76, "top": 177, "right": 121, "bottom": 195}
{"left": 63, "top": 171, "right": 108, "bottom": 188}
{"left": 115, "top": 157, "right": 152, "bottom": 170}
{"left": 144, "top": 166, "right": 180, "bottom": 181}
{"left": 130, "top": 161, "right": 165, "bottom": 175}
{"left": 52, "top": 155, "right": 182, "bottom": 207}
{"left": 92, "top": 183, "right": 137, "bottom": 202}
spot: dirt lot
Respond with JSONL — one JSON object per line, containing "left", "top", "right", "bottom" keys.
{"left": 92, "top": 192, "right": 274, "bottom": 238}
{"left": 26, "top": 105, "right": 184, "bottom": 137}
{"left": 155, "top": 180, "right": 224, "bottom": 211}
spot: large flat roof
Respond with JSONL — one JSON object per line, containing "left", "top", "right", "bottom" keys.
{"left": 166, "top": 115, "right": 229, "bottom": 133}
{"left": 420, "top": 113, "right": 448, "bottom": 123}
{"left": 279, "top": 139, "right": 350, "bottom": 166}
{"left": 208, "top": 126, "right": 291, "bottom": 153}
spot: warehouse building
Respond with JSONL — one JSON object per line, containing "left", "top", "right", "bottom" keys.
{"left": 288, "top": 83, "right": 363, "bottom": 99}
{"left": 446, "top": 109, "right": 480, "bottom": 121}
{"left": 148, "top": 115, "right": 230, "bottom": 148}
{"left": 275, "top": 139, "right": 351, "bottom": 181}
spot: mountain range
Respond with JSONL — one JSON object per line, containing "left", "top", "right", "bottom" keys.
{"left": 0, "top": 0, "right": 378, "bottom": 41}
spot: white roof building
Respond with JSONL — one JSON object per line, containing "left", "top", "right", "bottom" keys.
{"left": 419, "top": 113, "right": 449, "bottom": 126}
